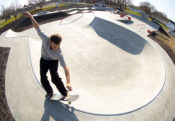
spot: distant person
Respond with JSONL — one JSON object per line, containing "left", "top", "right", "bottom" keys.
{"left": 23, "top": 12, "right": 72, "bottom": 100}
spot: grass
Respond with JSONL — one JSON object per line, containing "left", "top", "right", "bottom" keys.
{"left": 155, "top": 32, "right": 175, "bottom": 50}
{"left": 42, "top": 5, "right": 56, "bottom": 11}
{"left": 149, "top": 30, "right": 175, "bottom": 64}
{"left": 0, "top": 3, "right": 78, "bottom": 29}
{"left": 124, "top": 9, "right": 141, "bottom": 16}
{"left": 0, "top": 14, "right": 22, "bottom": 29}
{"left": 59, "top": 3, "right": 71, "bottom": 7}
{"left": 148, "top": 17, "right": 152, "bottom": 21}
{"left": 29, "top": 5, "right": 56, "bottom": 14}
{"left": 0, "top": 20, "right": 5, "bottom": 24}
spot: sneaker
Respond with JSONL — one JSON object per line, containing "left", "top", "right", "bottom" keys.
{"left": 45, "top": 93, "right": 53, "bottom": 99}
{"left": 63, "top": 93, "right": 70, "bottom": 101}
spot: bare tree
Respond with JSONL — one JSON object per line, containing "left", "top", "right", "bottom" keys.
{"left": 38, "top": 0, "right": 46, "bottom": 8}
{"left": 28, "top": 0, "right": 39, "bottom": 5}
{"left": 139, "top": 1, "right": 168, "bottom": 22}
{"left": 1, "top": 5, "right": 6, "bottom": 20}
{"left": 1, "top": 5, "right": 12, "bottom": 20}
{"left": 11, "top": 0, "right": 21, "bottom": 18}
{"left": 0, "top": 0, "right": 22, "bottom": 21}
{"left": 117, "top": 0, "right": 132, "bottom": 10}
{"left": 139, "top": 1, "right": 155, "bottom": 15}
{"left": 152, "top": 11, "right": 168, "bottom": 22}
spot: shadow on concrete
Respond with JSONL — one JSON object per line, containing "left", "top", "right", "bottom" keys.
{"left": 41, "top": 99, "right": 79, "bottom": 121}
{"left": 89, "top": 17, "right": 147, "bottom": 55}
{"left": 60, "top": 13, "right": 83, "bottom": 25}
{"left": 118, "top": 19, "right": 134, "bottom": 25}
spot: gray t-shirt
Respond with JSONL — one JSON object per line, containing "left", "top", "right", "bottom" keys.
{"left": 36, "top": 28, "right": 66, "bottom": 68}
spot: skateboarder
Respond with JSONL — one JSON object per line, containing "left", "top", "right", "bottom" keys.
{"left": 23, "top": 12, "right": 72, "bottom": 100}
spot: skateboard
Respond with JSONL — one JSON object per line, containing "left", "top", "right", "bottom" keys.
{"left": 49, "top": 93, "right": 79, "bottom": 105}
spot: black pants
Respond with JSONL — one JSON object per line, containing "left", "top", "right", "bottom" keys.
{"left": 40, "top": 58, "right": 67, "bottom": 96}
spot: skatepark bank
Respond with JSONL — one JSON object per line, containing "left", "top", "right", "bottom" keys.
{"left": 0, "top": 10, "right": 175, "bottom": 121}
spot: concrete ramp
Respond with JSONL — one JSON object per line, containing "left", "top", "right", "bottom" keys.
{"left": 29, "top": 11, "right": 165, "bottom": 115}
{"left": 1, "top": 11, "right": 175, "bottom": 121}
{"left": 5, "top": 29, "right": 27, "bottom": 37}
{"left": 0, "top": 36, "right": 79, "bottom": 121}
{"left": 0, "top": 36, "right": 44, "bottom": 120}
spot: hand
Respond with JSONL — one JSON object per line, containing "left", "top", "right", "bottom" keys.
{"left": 23, "top": 11, "right": 32, "bottom": 18}
{"left": 66, "top": 83, "right": 72, "bottom": 91}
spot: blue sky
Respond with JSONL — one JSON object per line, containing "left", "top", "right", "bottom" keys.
{"left": 0, "top": 0, "right": 175, "bottom": 21}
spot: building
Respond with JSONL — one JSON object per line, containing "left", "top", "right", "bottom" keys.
{"left": 167, "top": 20, "right": 175, "bottom": 32}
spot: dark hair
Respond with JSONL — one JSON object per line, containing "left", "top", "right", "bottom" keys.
{"left": 50, "top": 34, "right": 62, "bottom": 44}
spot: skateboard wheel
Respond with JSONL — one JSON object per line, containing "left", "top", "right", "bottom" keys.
{"left": 68, "top": 101, "right": 71, "bottom": 105}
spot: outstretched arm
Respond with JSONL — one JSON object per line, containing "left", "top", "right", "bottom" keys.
{"left": 64, "top": 66, "right": 72, "bottom": 91}
{"left": 23, "top": 12, "right": 39, "bottom": 29}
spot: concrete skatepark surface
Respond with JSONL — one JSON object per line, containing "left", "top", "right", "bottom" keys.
{"left": 1, "top": 10, "right": 175, "bottom": 121}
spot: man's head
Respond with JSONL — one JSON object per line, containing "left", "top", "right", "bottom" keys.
{"left": 49, "top": 34, "right": 62, "bottom": 50}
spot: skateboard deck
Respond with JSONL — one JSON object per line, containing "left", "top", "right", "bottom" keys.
{"left": 50, "top": 93, "right": 79, "bottom": 105}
